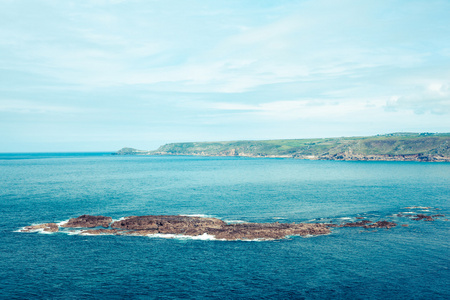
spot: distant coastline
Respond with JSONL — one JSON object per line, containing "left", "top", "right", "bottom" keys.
{"left": 115, "top": 132, "right": 450, "bottom": 162}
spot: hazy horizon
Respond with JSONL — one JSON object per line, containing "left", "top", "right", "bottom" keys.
{"left": 1, "top": 0, "right": 449, "bottom": 152}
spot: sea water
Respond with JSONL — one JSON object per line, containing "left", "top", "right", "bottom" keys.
{"left": 0, "top": 153, "right": 449, "bottom": 299}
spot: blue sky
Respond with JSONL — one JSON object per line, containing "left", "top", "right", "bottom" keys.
{"left": 1, "top": 0, "right": 449, "bottom": 152}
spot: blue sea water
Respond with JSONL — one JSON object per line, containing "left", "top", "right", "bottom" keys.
{"left": 0, "top": 153, "right": 449, "bottom": 299}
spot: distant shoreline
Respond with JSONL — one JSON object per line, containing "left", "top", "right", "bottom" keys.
{"left": 115, "top": 132, "right": 450, "bottom": 162}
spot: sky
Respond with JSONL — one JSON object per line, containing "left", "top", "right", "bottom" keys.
{"left": 1, "top": 0, "right": 449, "bottom": 152}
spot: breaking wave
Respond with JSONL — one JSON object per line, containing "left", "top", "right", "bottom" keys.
{"left": 179, "top": 214, "right": 213, "bottom": 218}
{"left": 146, "top": 233, "right": 217, "bottom": 240}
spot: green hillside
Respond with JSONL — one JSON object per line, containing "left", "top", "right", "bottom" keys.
{"left": 117, "top": 133, "right": 450, "bottom": 161}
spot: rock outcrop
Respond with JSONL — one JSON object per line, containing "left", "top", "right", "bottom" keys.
{"left": 61, "top": 215, "right": 112, "bottom": 228}
{"left": 21, "top": 223, "right": 59, "bottom": 233}
{"left": 109, "top": 215, "right": 330, "bottom": 240}
{"left": 22, "top": 212, "right": 433, "bottom": 240}
{"left": 341, "top": 220, "right": 397, "bottom": 229}
{"left": 412, "top": 214, "right": 435, "bottom": 221}
{"left": 363, "top": 221, "right": 397, "bottom": 229}
{"left": 111, "top": 215, "right": 226, "bottom": 231}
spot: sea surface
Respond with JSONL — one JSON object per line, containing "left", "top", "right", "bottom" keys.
{"left": 0, "top": 153, "right": 449, "bottom": 299}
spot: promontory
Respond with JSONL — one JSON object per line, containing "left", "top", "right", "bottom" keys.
{"left": 115, "top": 132, "right": 450, "bottom": 162}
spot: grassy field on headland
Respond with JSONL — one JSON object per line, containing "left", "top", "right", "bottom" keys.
{"left": 117, "top": 133, "right": 450, "bottom": 162}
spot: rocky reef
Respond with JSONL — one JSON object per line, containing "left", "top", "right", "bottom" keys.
{"left": 20, "top": 214, "right": 334, "bottom": 240}
{"left": 341, "top": 220, "right": 397, "bottom": 229}
{"left": 18, "top": 214, "right": 413, "bottom": 240}
{"left": 21, "top": 223, "right": 59, "bottom": 233}
{"left": 93, "top": 215, "right": 331, "bottom": 240}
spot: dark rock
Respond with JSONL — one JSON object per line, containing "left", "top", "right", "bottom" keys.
{"left": 80, "top": 229, "right": 122, "bottom": 235}
{"left": 61, "top": 215, "right": 112, "bottom": 228}
{"left": 22, "top": 213, "right": 408, "bottom": 240}
{"left": 363, "top": 221, "right": 397, "bottom": 229}
{"left": 341, "top": 220, "right": 372, "bottom": 227}
{"left": 111, "top": 215, "right": 226, "bottom": 231}
{"left": 111, "top": 215, "right": 331, "bottom": 240}
{"left": 411, "top": 214, "right": 435, "bottom": 221}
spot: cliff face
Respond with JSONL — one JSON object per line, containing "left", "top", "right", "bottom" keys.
{"left": 116, "top": 133, "right": 450, "bottom": 162}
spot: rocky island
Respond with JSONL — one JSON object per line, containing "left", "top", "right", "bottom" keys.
{"left": 115, "top": 132, "right": 450, "bottom": 162}
{"left": 20, "top": 207, "right": 447, "bottom": 240}
{"left": 19, "top": 214, "right": 410, "bottom": 240}
{"left": 21, "top": 215, "right": 331, "bottom": 240}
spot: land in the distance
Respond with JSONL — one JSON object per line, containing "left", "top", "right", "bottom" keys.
{"left": 116, "top": 132, "right": 450, "bottom": 162}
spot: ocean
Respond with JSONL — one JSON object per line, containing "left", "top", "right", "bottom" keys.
{"left": 0, "top": 153, "right": 449, "bottom": 299}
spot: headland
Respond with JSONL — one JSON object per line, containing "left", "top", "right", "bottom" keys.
{"left": 115, "top": 132, "right": 450, "bottom": 162}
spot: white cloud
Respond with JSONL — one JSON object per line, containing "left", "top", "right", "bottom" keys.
{"left": 210, "top": 98, "right": 386, "bottom": 120}
{"left": 0, "top": 100, "right": 84, "bottom": 114}
{"left": 385, "top": 83, "right": 450, "bottom": 115}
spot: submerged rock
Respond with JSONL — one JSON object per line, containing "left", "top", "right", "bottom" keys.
{"left": 61, "top": 215, "right": 112, "bottom": 228}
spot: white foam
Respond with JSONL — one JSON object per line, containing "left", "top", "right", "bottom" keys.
{"left": 56, "top": 219, "right": 70, "bottom": 226}
{"left": 66, "top": 230, "right": 83, "bottom": 235}
{"left": 111, "top": 217, "right": 128, "bottom": 223}
{"left": 225, "top": 220, "right": 246, "bottom": 224}
{"left": 17, "top": 227, "right": 55, "bottom": 234}
{"left": 179, "top": 214, "right": 213, "bottom": 218}
{"left": 402, "top": 212, "right": 415, "bottom": 214}
{"left": 339, "top": 217, "right": 352, "bottom": 220}
{"left": 15, "top": 223, "right": 55, "bottom": 234}
{"left": 78, "top": 232, "right": 103, "bottom": 236}
{"left": 146, "top": 233, "right": 217, "bottom": 240}
{"left": 405, "top": 206, "right": 432, "bottom": 209}
{"left": 37, "top": 229, "right": 55, "bottom": 234}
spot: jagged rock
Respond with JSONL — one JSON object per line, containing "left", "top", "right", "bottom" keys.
{"left": 363, "top": 221, "right": 397, "bottom": 229}
{"left": 109, "top": 215, "right": 331, "bottom": 240}
{"left": 21, "top": 214, "right": 410, "bottom": 240}
{"left": 340, "top": 220, "right": 397, "bottom": 229}
{"left": 80, "top": 229, "right": 122, "bottom": 235}
{"left": 21, "top": 223, "right": 59, "bottom": 233}
{"left": 341, "top": 220, "right": 372, "bottom": 227}
{"left": 412, "top": 214, "right": 435, "bottom": 221}
{"left": 207, "top": 223, "right": 331, "bottom": 240}
{"left": 111, "top": 215, "right": 226, "bottom": 231}
{"left": 61, "top": 215, "right": 112, "bottom": 228}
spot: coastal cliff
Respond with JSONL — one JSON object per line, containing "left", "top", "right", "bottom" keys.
{"left": 116, "top": 133, "right": 450, "bottom": 162}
